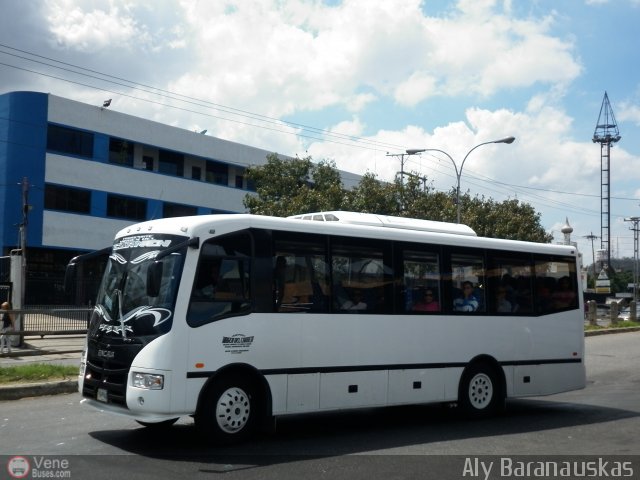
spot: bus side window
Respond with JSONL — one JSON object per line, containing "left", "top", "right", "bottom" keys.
{"left": 273, "top": 232, "right": 329, "bottom": 313}
{"left": 187, "top": 233, "right": 252, "bottom": 327}
{"left": 401, "top": 249, "right": 441, "bottom": 313}
{"left": 451, "top": 253, "right": 485, "bottom": 313}
{"left": 535, "top": 258, "right": 578, "bottom": 314}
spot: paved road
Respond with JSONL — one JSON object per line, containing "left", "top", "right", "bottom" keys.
{"left": 1, "top": 333, "right": 639, "bottom": 479}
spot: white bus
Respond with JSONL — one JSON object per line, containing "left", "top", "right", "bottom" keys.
{"left": 68, "top": 211, "right": 585, "bottom": 443}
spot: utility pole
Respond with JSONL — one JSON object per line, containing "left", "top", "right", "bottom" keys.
{"left": 20, "top": 177, "right": 29, "bottom": 305}
{"left": 583, "top": 232, "right": 599, "bottom": 286}
{"left": 624, "top": 217, "right": 640, "bottom": 302}
{"left": 386, "top": 149, "right": 426, "bottom": 212}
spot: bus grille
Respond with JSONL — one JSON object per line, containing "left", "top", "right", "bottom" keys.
{"left": 82, "top": 361, "right": 129, "bottom": 407}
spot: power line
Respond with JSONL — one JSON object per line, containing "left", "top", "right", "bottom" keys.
{"left": 0, "top": 44, "right": 407, "bottom": 153}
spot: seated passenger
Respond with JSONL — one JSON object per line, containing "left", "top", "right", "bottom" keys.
{"left": 341, "top": 290, "right": 367, "bottom": 311}
{"left": 453, "top": 281, "right": 479, "bottom": 312}
{"left": 552, "top": 276, "right": 576, "bottom": 308}
{"left": 413, "top": 289, "right": 440, "bottom": 312}
{"left": 496, "top": 287, "right": 512, "bottom": 313}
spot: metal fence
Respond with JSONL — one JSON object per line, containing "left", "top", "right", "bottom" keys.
{"left": 7, "top": 305, "right": 92, "bottom": 337}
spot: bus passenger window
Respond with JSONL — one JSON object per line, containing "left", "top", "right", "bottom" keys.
{"left": 450, "top": 253, "right": 485, "bottom": 313}
{"left": 487, "top": 257, "right": 533, "bottom": 314}
{"left": 273, "top": 233, "right": 329, "bottom": 313}
{"left": 401, "top": 250, "right": 440, "bottom": 313}
{"left": 534, "top": 258, "right": 578, "bottom": 314}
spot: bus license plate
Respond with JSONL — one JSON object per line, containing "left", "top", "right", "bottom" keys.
{"left": 97, "top": 388, "right": 108, "bottom": 403}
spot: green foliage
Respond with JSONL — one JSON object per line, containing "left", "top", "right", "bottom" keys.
{"left": 244, "top": 156, "right": 553, "bottom": 243}
{"left": 0, "top": 364, "right": 77, "bottom": 384}
{"left": 243, "top": 154, "right": 345, "bottom": 217}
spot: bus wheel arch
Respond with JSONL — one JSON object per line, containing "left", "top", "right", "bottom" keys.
{"left": 195, "top": 364, "right": 271, "bottom": 443}
{"left": 458, "top": 356, "right": 506, "bottom": 417}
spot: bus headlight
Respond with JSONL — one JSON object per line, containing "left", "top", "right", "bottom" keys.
{"left": 132, "top": 372, "right": 164, "bottom": 390}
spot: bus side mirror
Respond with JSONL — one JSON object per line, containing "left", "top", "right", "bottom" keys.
{"left": 64, "top": 263, "right": 77, "bottom": 295}
{"left": 147, "top": 261, "right": 163, "bottom": 297}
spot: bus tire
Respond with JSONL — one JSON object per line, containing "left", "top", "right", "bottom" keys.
{"left": 458, "top": 362, "right": 503, "bottom": 417}
{"left": 196, "top": 377, "right": 259, "bottom": 444}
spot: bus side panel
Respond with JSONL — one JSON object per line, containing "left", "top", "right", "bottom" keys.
{"left": 387, "top": 369, "right": 446, "bottom": 404}
{"left": 283, "top": 373, "right": 318, "bottom": 414}
{"left": 319, "top": 371, "right": 388, "bottom": 409}
{"left": 511, "top": 363, "right": 586, "bottom": 397}
{"left": 267, "top": 375, "right": 289, "bottom": 414}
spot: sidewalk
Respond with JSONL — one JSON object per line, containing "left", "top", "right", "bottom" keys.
{"left": 0, "top": 335, "right": 84, "bottom": 401}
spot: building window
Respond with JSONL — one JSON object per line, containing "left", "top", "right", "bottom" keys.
{"left": 44, "top": 184, "right": 91, "bottom": 214}
{"left": 47, "top": 124, "right": 94, "bottom": 158}
{"left": 206, "top": 161, "right": 228, "bottom": 185}
{"left": 106, "top": 194, "right": 146, "bottom": 221}
{"left": 158, "top": 150, "right": 184, "bottom": 176}
{"left": 235, "top": 175, "right": 244, "bottom": 188}
{"left": 142, "top": 155, "right": 154, "bottom": 171}
{"left": 109, "top": 138, "right": 134, "bottom": 166}
{"left": 163, "top": 203, "right": 197, "bottom": 218}
{"left": 192, "top": 166, "right": 202, "bottom": 180}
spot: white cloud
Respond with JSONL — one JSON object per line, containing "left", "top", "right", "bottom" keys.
{"left": 45, "top": 0, "right": 148, "bottom": 51}
{"left": 618, "top": 102, "right": 640, "bottom": 125}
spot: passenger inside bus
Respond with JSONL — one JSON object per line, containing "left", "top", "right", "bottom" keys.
{"left": 412, "top": 288, "right": 440, "bottom": 312}
{"left": 495, "top": 287, "right": 512, "bottom": 313}
{"left": 341, "top": 289, "right": 368, "bottom": 311}
{"left": 453, "top": 281, "right": 479, "bottom": 312}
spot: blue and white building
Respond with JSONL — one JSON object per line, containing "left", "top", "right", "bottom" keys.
{"left": 0, "top": 91, "right": 291, "bottom": 303}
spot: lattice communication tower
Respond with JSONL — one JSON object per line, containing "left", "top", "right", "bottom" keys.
{"left": 592, "top": 92, "right": 621, "bottom": 269}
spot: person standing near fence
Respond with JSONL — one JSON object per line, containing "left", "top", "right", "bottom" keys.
{"left": 0, "top": 301, "right": 14, "bottom": 354}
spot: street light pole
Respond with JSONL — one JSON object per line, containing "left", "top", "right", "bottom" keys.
{"left": 419, "top": 136, "right": 515, "bottom": 223}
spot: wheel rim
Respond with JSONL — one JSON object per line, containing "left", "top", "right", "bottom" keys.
{"left": 215, "top": 387, "right": 251, "bottom": 434}
{"left": 468, "top": 372, "right": 493, "bottom": 410}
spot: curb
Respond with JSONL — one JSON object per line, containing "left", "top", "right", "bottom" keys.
{"left": 0, "top": 379, "right": 78, "bottom": 401}
{"left": 1, "top": 349, "right": 83, "bottom": 359}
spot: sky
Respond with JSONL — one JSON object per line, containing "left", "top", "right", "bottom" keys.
{"left": 1, "top": 0, "right": 640, "bottom": 264}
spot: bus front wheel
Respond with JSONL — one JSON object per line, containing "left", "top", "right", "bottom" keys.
{"left": 458, "top": 362, "right": 504, "bottom": 417}
{"left": 196, "top": 377, "right": 259, "bottom": 443}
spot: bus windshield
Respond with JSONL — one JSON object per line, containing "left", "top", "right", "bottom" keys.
{"left": 89, "top": 233, "right": 188, "bottom": 341}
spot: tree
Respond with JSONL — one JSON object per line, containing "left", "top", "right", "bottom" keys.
{"left": 461, "top": 196, "right": 553, "bottom": 243}
{"left": 243, "top": 154, "right": 345, "bottom": 216}
{"left": 244, "top": 157, "right": 552, "bottom": 243}
{"left": 344, "top": 172, "right": 400, "bottom": 215}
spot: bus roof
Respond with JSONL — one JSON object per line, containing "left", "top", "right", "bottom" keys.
{"left": 114, "top": 212, "right": 577, "bottom": 257}
{"left": 287, "top": 211, "right": 477, "bottom": 236}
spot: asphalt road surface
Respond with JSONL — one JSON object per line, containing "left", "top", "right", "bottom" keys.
{"left": 1, "top": 332, "right": 639, "bottom": 479}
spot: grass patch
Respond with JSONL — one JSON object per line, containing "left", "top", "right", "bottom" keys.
{"left": 0, "top": 363, "right": 78, "bottom": 385}
{"left": 585, "top": 320, "right": 640, "bottom": 331}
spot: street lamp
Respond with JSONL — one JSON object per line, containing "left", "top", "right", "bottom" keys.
{"left": 418, "top": 136, "right": 515, "bottom": 223}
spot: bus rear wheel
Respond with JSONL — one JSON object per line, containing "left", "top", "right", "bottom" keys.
{"left": 196, "top": 377, "right": 259, "bottom": 444}
{"left": 458, "top": 362, "right": 503, "bottom": 417}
